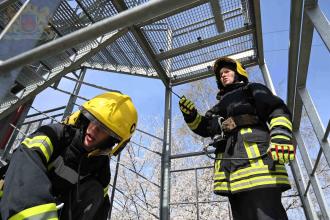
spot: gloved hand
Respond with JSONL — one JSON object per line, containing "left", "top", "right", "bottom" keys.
{"left": 268, "top": 136, "right": 295, "bottom": 164}
{"left": 179, "top": 96, "right": 197, "bottom": 122}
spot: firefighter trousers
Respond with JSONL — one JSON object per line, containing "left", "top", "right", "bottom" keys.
{"left": 228, "top": 188, "right": 288, "bottom": 220}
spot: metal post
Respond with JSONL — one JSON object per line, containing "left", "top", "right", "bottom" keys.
{"left": 62, "top": 68, "right": 86, "bottom": 120}
{"left": 160, "top": 87, "right": 172, "bottom": 220}
{"left": 290, "top": 159, "right": 318, "bottom": 220}
{"left": 287, "top": 0, "right": 303, "bottom": 112}
{"left": 305, "top": 4, "right": 330, "bottom": 51}
{"left": 194, "top": 168, "right": 200, "bottom": 220}
{"left": 259, "top": 61, "right": 275, "bottom": 94}
{"left": 295, "top": 130, "right": 330, "bottom": 219}
{"left": 1, "top": 99, "right": 33, "bottom": 160}
{"left": 298, "top": 88, "right": 330, "bottom": 165}
{"left": 0, "top": 0, "right": 62, "bottom": 103}
{"left": 109, "top": 153, "right": 121, "bottom": 219}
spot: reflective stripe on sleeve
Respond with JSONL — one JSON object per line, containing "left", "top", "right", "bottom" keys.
{"left": 22, "top": 136, "right": 54, "bottom": 162}
{"left": 271, "top": 135, "right": 290, "bottom": 140}
{"left": 270, "top": 116, "right": 292, "bottom": 131}
{"left": 9, "top": 203, "right": 58, "bottom": 220}
{"left": 104, "top": 185, "right": 109, "bottom": 197}
{"left": 187, "top": 114, "right": 202, "bottom": 130}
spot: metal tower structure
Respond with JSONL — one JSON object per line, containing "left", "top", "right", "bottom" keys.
{"left": 0, "top": 0, "right": 329, "bottom": 219}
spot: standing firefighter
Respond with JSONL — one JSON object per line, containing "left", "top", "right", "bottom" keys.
{"left": 0, "top": 92, "right": 138, "bottom": 220}
{"left": 179, "top": 57, "right": 295, "bottom": 220}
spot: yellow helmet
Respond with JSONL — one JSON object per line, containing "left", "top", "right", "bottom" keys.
{"left": 64, "top": 92, "right": 138, "bottom": 156}
{"left": 213, "top": 57, "right": 248, "bottom": 88}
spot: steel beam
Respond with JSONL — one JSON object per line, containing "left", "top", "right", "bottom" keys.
{"left": 159, "top": 88, "right": 172, "bottom": 220}
{"left": 287, "top": 0, "right": 303, "bottom": 114}
{"left": 50, "top": 86, "right": 89, "bottom": 101}
{"left": 111, "top": 0, "right": 171, "bottom": 86}
{"left": 251, "top": 0, "right": 264, "bottom": 65}
{"left": 259, "top": 61, "right": 275, "bottom": 94}
{"left": 194, "top": 168, "right": 200, "bottom": 220}
{"left": 62, "top": 75, "right": 122, "bottom": 93}
{"left": 135, "top": 128, "right": 163, "bottom": 142}
{"left": 209, "top": 0, "right": 225, "bottom": 33}
{"left": 170, "top": 166, "right": 213, "bottom": 173}
{"left": 138, "top": 0, "right": 208, "bottom": 27}
{"left": 298, "top": 88, "right": 330, "bottom": 165}
{"left": 156, "top": 26, "right": 254, "bottom": 61}
{"left": 290, "top": 159, "right": 318, "bottom": 220}
{"left": 81, "top": 62, "right": 158, "bottom": 79}
{"left": 0, "top": 29, "right": 128, "bottom": 121}
{"left": 170, "top": 150, "right": 215, "bottom": 159}
{"left": 292, "top": 7, "right": 314, "bottom": 129}
{"left": 1, "top": 99, "right": 34, "bottom": 160}
{"left": 25, "top": 106, "right": 66, "bottom": 118}
{"left": 108, "top": 153, "right": 121, "bottom": 219}
{"left": 126, "top": 28, "right": 171, "bottom": 85}
{"left": 0, "top": 0, "right": 62, "bottom": 103}
{"left": 305, "top": 4, "right": 330, "bottom": 51}
{"left": 62, "top": 68, "right": 86, "bottom": 120}
{"left": 324, "top": 120, "right": 330, "bottom": 141}
{"left": 295, "top": 130, "right": 330, "bottom": 219}
{"left": 21, "top": 113, "right": 64, "bottom": 125}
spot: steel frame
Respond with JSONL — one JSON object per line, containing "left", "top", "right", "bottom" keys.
{"left": 1, "top": 0, "right": 329, "bottom": 219}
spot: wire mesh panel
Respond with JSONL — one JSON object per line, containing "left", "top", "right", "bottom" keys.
{"left": 0, "top": 0, "right": 22, "bottom": 31}
{"left": 139, "top": 0, "right": 256, "bottom": 79}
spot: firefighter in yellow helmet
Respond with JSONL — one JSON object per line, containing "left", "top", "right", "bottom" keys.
{"left": 0, "top": 92, "right": 138, "bottom": 220}
{"left": 179, "top": 57, "right": 295, "bottom": 220}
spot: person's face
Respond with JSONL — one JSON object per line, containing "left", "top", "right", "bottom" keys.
{"left": 84, "top": 122, "right": 109, "bottom": 151}
{"left": 219, "top": 67, "right": 235, "bottom": 87}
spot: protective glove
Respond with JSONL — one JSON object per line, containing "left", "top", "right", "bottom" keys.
{"left": 179, "top": 96, "right": 197, "bottom": 122}
{"left": 268, "top": 136, "right": 295, "bottom": 164}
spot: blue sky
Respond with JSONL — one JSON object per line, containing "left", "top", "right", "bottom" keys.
{"left": 32, "top": 0, "right": 329, "bottom": 130}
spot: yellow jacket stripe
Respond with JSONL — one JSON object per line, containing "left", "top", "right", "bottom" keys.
{"left": 230, "top": 165, "right": 287, "bottom": 180}
{"left": 9, "top": 203, "right": 58, "bottom": 220}
{"left": 240, "top": 128, "right": 264, "bottom": 167}
{"left": 215, "top": 175, "right": 289, "bottom": 192}
{"left": 0, "top": 190, "right": 3, "bottom": 198}
{"left": 214, "top": 164, "right": 287, "bottom": 180}
{"left": 271, "top": 135, "right": 290, "bottom": 140}
{"left": 214, "top": 165, "right": 289, "bottom": 192}
{"left": 187, "top": 114, "right": 202, "bottom": 130}
{"left": 270, "top": 116, "right": 292, "bottom": 131}
{"left": 22, "top": 136, "right": 54, "bottom": 162}
{"left": 104, "top": 185, "right": 109, "bottom": 197}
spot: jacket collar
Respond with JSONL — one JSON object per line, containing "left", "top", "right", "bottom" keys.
{"left": 216, "top": 82, "right": 248, "bottom": 100}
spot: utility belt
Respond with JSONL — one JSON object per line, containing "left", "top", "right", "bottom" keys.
{"left": 222, "top": 114, "right": 260, "bottom": 133}
{"left": 207, "top": 114, "right": 261, "bottom": 154}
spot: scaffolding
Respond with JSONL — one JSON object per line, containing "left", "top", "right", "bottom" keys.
{"left": 0, "top": 0, "right": 329, "bottom": 219}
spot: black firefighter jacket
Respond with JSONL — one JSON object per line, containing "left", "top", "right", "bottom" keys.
{"left": 185, "top": 82, "right": 292, "bottom": 196}
{"left": 0, "top": 123, "right": 110, "bottom": 219}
